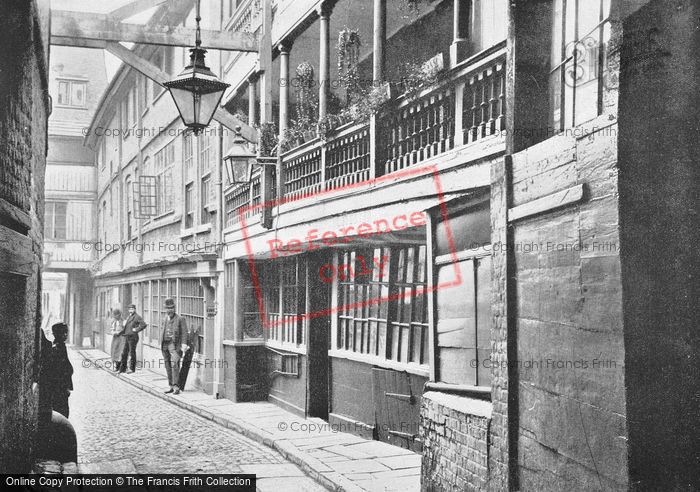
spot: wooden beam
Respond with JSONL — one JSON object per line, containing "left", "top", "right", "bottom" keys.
{"left": 508, "top": 184, "right": 585, "bottom": 222}
{"left": 50, "top": 10, "right": 259, "bottom": 52}
{"left": 103, "top": 42, "right": 257, "bottom": 142}
{"left": 109, "top": 0, "right": 167, "bottom": 21}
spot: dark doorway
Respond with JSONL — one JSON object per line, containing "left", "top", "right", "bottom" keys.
{"left": 307, "top": 253, "right": 331, "bottom": 419}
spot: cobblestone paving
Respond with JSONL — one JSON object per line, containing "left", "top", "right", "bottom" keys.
{"left": 68, "top": 349, "right": 327, "bottom": 490}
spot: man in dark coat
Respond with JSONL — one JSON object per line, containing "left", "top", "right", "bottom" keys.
{"left": 49, "top": 322, "right": 73, "bottom": 418}
{"left": 161, "top": 298, "right": 189, "bottom": 395}
{"left": 120, "top": 303, "right": 147, "bottom": 373}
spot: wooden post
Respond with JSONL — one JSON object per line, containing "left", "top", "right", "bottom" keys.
{"left": 278, "top": 43, "right": 290, "bottom": 138}
{"left": 372, "top": 0, "right": 386, "bottom": 84}
{"left": 318, "top": 2, "right": 332, "bottom": 120}
{"left": 260, "top": 0, "right": 273, "bottom": 228}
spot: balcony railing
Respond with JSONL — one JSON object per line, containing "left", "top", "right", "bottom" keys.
{"left": 325, "top": 124, "right": 371, "bottom": 190}
{"left": 379, "top": 87, "right": 455, "bottom": 174}
{"left": 224, "top": 168, "right": 269, "bottom": 227}
{"left": 282, "top": 141, "right": 322, "bottom": 200}
{"left": 223, "top": 43, "right": 506, "bottom": 229}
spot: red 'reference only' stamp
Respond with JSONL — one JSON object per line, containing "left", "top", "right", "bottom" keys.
{"left": 238, "top": 164, "right": 463, "bottom": 329}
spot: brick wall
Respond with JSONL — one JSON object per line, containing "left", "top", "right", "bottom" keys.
{"left": 0, "top": 0, "right": 50, "bottom": 473}
{"left": 420, "top": 392, "right": 491, "bottom": 491}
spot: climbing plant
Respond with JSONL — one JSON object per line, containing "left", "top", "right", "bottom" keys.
{"left": 337, "top": 28, "right": 362, "bottom": 103}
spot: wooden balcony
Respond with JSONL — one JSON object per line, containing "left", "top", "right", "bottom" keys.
{"left": 224, "top": 43, "right": 506, "bottom": 229}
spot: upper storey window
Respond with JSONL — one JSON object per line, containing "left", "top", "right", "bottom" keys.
{"left": 549, "top": 0, "right": 611, "bottom": 130}
{"left": 56, "top": 79, "right": 87, "bottom": 108}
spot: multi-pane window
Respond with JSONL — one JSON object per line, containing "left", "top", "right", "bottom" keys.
{"left": 185, "top": 183, "right": 194, "bottom": 229}
{"left": 198, "top": 131, "right": 213, "bottom": 174}
{"left": 335, "top": 245, "right": 428, "bottom": 366}
{"left": 244, "top": 258, "right": 306, "bottom": 346}
{"left": 550, "top": 0, "right": 612, "bottom": 130}
{"left": 56, "top": 79, "right": 87, "bottom": 107}
{"left": 45, "top": 202, "right": 67, "bottom": 240}
{"left": 183, "top": 132, "right": 194, "bottom": 171}
{"left": 154, "top": 141, "right": 175, "bottom": 214}
{"left": 180, "top": 279, "right": 205, "bottom": 354}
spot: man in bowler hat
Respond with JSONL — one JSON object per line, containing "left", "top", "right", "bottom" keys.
{"left": 161, "top": 298, "right": 189, "bottom": 394}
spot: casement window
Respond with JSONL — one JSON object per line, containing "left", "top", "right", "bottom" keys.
{"left": 334, "top": 245, "right": 429, "bottom": 369}
{"left": 550, "top": 0, "right": 612, "bottom": 130}
{"left": 56, "top": 79, "right": 87, "bottom": 107}
{"left": 180, "top": 279, "right": 205, "bottom": 354}
{"left": 44, "top": 202, "right": 67, "bottom": 240}
{"left": 431, "top": 198, "right": 492, "bottom": 388}
{"left": 185, "top": 183, "right": 194, "bottom": 229}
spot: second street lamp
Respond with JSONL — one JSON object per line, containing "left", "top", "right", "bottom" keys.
{"left": 164, "top": 0, "right": 229, "bottom": 135}
{"left": 223, "top": 126, "right": 256, "bottom": 185}
{"left": 224, "top": 126, "right": 277, "bottom": 186}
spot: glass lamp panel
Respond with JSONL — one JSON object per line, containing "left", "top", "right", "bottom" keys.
{"left": 196, "top": 89, "right": 226, "bottom": 127}
{"left": 168, "top": 87, "right": 196, "bottom": 126}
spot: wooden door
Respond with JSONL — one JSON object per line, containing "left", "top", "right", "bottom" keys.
{"left": 373, "top": 368, "right": 423, "bottom": 452}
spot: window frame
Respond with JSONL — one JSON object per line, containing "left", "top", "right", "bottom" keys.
{"left": 549, "top": 0, "right": 611, "bottom": 131}
{"left": 55, "top": 78, "right": 88, "bottom": 108}
{"left": 44, "top": 201, "right": 68, "bottom": 240}
{"left": 330, "top": 245, "right": 430, "bottom": 375}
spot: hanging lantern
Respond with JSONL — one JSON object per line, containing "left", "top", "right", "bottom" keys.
{"left": 164, "top": 0, "right": 229, "bottom": 135}
{"left": 223, "top": 127, "right": 256, "bottom": 185}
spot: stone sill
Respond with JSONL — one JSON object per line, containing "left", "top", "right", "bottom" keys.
{"left": 423, "top": 391, "right": 493, "bottom": 419}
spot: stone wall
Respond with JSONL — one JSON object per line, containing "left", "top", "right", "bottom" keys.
{"left": 617, "top": 0, "right": 700, "bottom": 488}
{"left": 420, "top": 392, "right": 491, "bottom": 491}
{"left": 0, "top": 0, "right": 50, "bottom": 473}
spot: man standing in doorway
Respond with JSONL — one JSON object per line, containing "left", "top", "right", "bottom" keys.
{"left": 161, "top": 298, "right": 189, "bottom": 395}
{"left": 120, "top": 304, "right": 146, "bottom": 374}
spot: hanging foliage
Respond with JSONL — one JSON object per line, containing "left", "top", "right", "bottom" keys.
{"left": 399, "top": 0, "right": 423, "bottom": 16}
{"left": 256, "top": 122, "right": 278, "bottom": 157}
{"left": 295, "top": 61, "right": 317, "bottom": 128}
{"left": 337, "top": 28, "right": 362, "bottom": 102}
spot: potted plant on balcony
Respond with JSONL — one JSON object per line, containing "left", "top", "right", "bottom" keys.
{"left": 256, "top": 121, "right": 278, "bottom": 157}
{"left": 396, "top": 53, "right": 444, "bottom": 97}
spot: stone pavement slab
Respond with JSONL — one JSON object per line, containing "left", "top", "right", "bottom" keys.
{"left": 77, "top": 348, "right": 421, "bottom": 491}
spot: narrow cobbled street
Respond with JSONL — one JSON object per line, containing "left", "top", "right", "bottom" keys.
{"left": 68, "top": 349, "right": 327, "bottom": 491}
